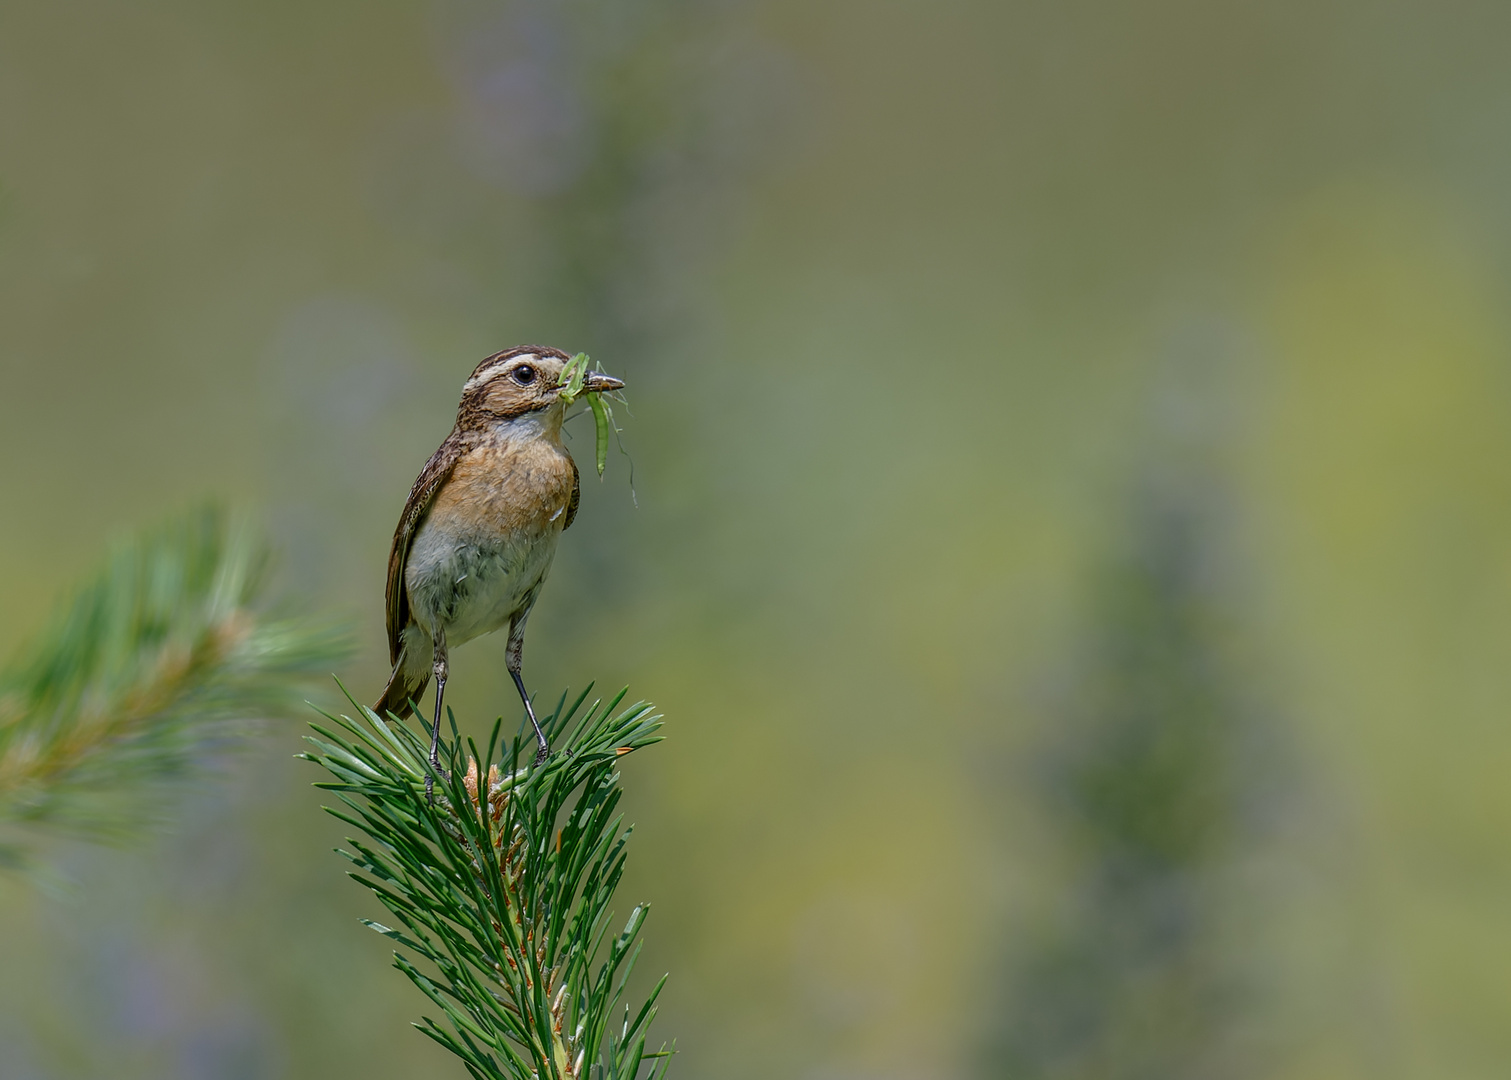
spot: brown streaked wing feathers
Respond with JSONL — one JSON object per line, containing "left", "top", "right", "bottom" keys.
{"left": 563, "top": 457, "right": 580, "bottom": 531}
{"left": 385, "top": 430, "right": 466, "bottom": 664}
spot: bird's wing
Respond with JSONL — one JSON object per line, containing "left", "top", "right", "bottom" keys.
{"left": 562, "top": 456, "right": 581, "bottom": 531}
{"left": 385, "top": 431, "right": 465, "bottom": 665}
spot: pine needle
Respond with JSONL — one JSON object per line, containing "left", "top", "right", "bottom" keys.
{"left": 304, "top": 687, "right": 674, "bottom": 1079}
{"left": 0, "top": 505, "right": 349, "bottom": 873}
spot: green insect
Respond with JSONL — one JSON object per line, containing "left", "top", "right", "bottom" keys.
{"left": 557, "top": 352, "right": 625, "bottom": 479}
{"left": 587, "top": 391, "right": 610, "bottom": 477}
{"left": 558, "top": 351, "right": 588, "bottom": 404}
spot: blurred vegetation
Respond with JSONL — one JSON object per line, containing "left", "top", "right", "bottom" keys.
{"left": 984, "top": 486, "right": 1270, "bottom": 1080}
{"left": 0, "top": 507, "right": 347, "bottom": 877}
{"left": 4, "top": 0, "right": 1511, "bottom": 1077}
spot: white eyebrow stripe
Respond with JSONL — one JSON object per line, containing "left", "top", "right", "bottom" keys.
{"left": 464, "top": 354, "right": 538, "bottom": 391}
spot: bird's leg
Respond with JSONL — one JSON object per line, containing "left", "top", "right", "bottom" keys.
{"left": 427, "top": 629, "right": 449, "bottom": 802}
{"left": 507, "top": 615, "right": 550, "bottom": 765}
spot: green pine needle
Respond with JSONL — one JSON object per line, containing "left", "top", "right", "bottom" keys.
{"left": 0, "top": 505, "right": 350, "bottom": 874}
{"left": 304, "top": 687, "right": 674, "bottom": 1080}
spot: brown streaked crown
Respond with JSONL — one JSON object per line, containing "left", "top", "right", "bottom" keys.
{"left": 457, "top": 345, "right": 574, "bottom": 427}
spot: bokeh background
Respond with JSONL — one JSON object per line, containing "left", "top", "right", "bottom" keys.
{"left": 3, "top": 1, "right": 1511, "bottom": 1077}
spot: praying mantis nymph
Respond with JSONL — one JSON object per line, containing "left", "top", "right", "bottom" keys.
{"left": 557, "top": 352, "right": 622, "bottom": 479}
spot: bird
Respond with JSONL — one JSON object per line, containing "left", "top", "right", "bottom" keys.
{"left": 373, "top": 345, "right": 624, "bottom": 796}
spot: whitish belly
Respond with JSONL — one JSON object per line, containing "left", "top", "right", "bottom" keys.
{"left": 405, "top": 521, "right": 559, "bottom": 646}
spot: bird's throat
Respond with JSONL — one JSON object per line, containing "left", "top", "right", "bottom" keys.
{"left": 490, "top": 401, "right": 566, "bottom": 446}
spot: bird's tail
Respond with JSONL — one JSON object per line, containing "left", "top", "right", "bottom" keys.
{"left": 373, "top": 651, "right": 430, "bottom": 720}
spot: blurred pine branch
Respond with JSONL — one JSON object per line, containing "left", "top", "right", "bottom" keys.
{"left": 304, "top": 688, "right": 673, "bottom": 1080}
{"left": 0, "top": 505, "right": 349, "bottom": 873}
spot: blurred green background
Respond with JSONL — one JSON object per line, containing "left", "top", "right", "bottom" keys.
{"left": 4, "top": 0, "right": 1511, "bottom": 1077}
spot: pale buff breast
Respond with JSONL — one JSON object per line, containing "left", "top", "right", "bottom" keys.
{"left": 405, "top": 436, "right": 577, "bottom": 646}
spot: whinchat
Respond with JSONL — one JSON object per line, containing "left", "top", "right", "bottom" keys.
{"left": 373, "top": 345, "right": 624, "bottom": 795}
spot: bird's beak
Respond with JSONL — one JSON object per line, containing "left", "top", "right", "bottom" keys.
{"left": 583, "top": 372, "right": 625, "bottom": 394}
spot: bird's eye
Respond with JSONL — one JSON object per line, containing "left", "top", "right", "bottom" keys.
{"left": 512, "top": 364, "right": 537, "bottom": 386}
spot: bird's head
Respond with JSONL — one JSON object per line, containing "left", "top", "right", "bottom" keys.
{"left": 457, "top": 345, "right": 624, "bottom": 434}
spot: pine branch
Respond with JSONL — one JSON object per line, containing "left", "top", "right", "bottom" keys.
{"left": 304, "top": 688, "right": 673, "bottom": 1080}
{"left": 0, "top": 506, "right": 350, "bottom": 873}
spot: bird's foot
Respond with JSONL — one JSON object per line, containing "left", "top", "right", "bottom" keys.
{"left": 533, "top": 744, "right": 551, "bottom": 767}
